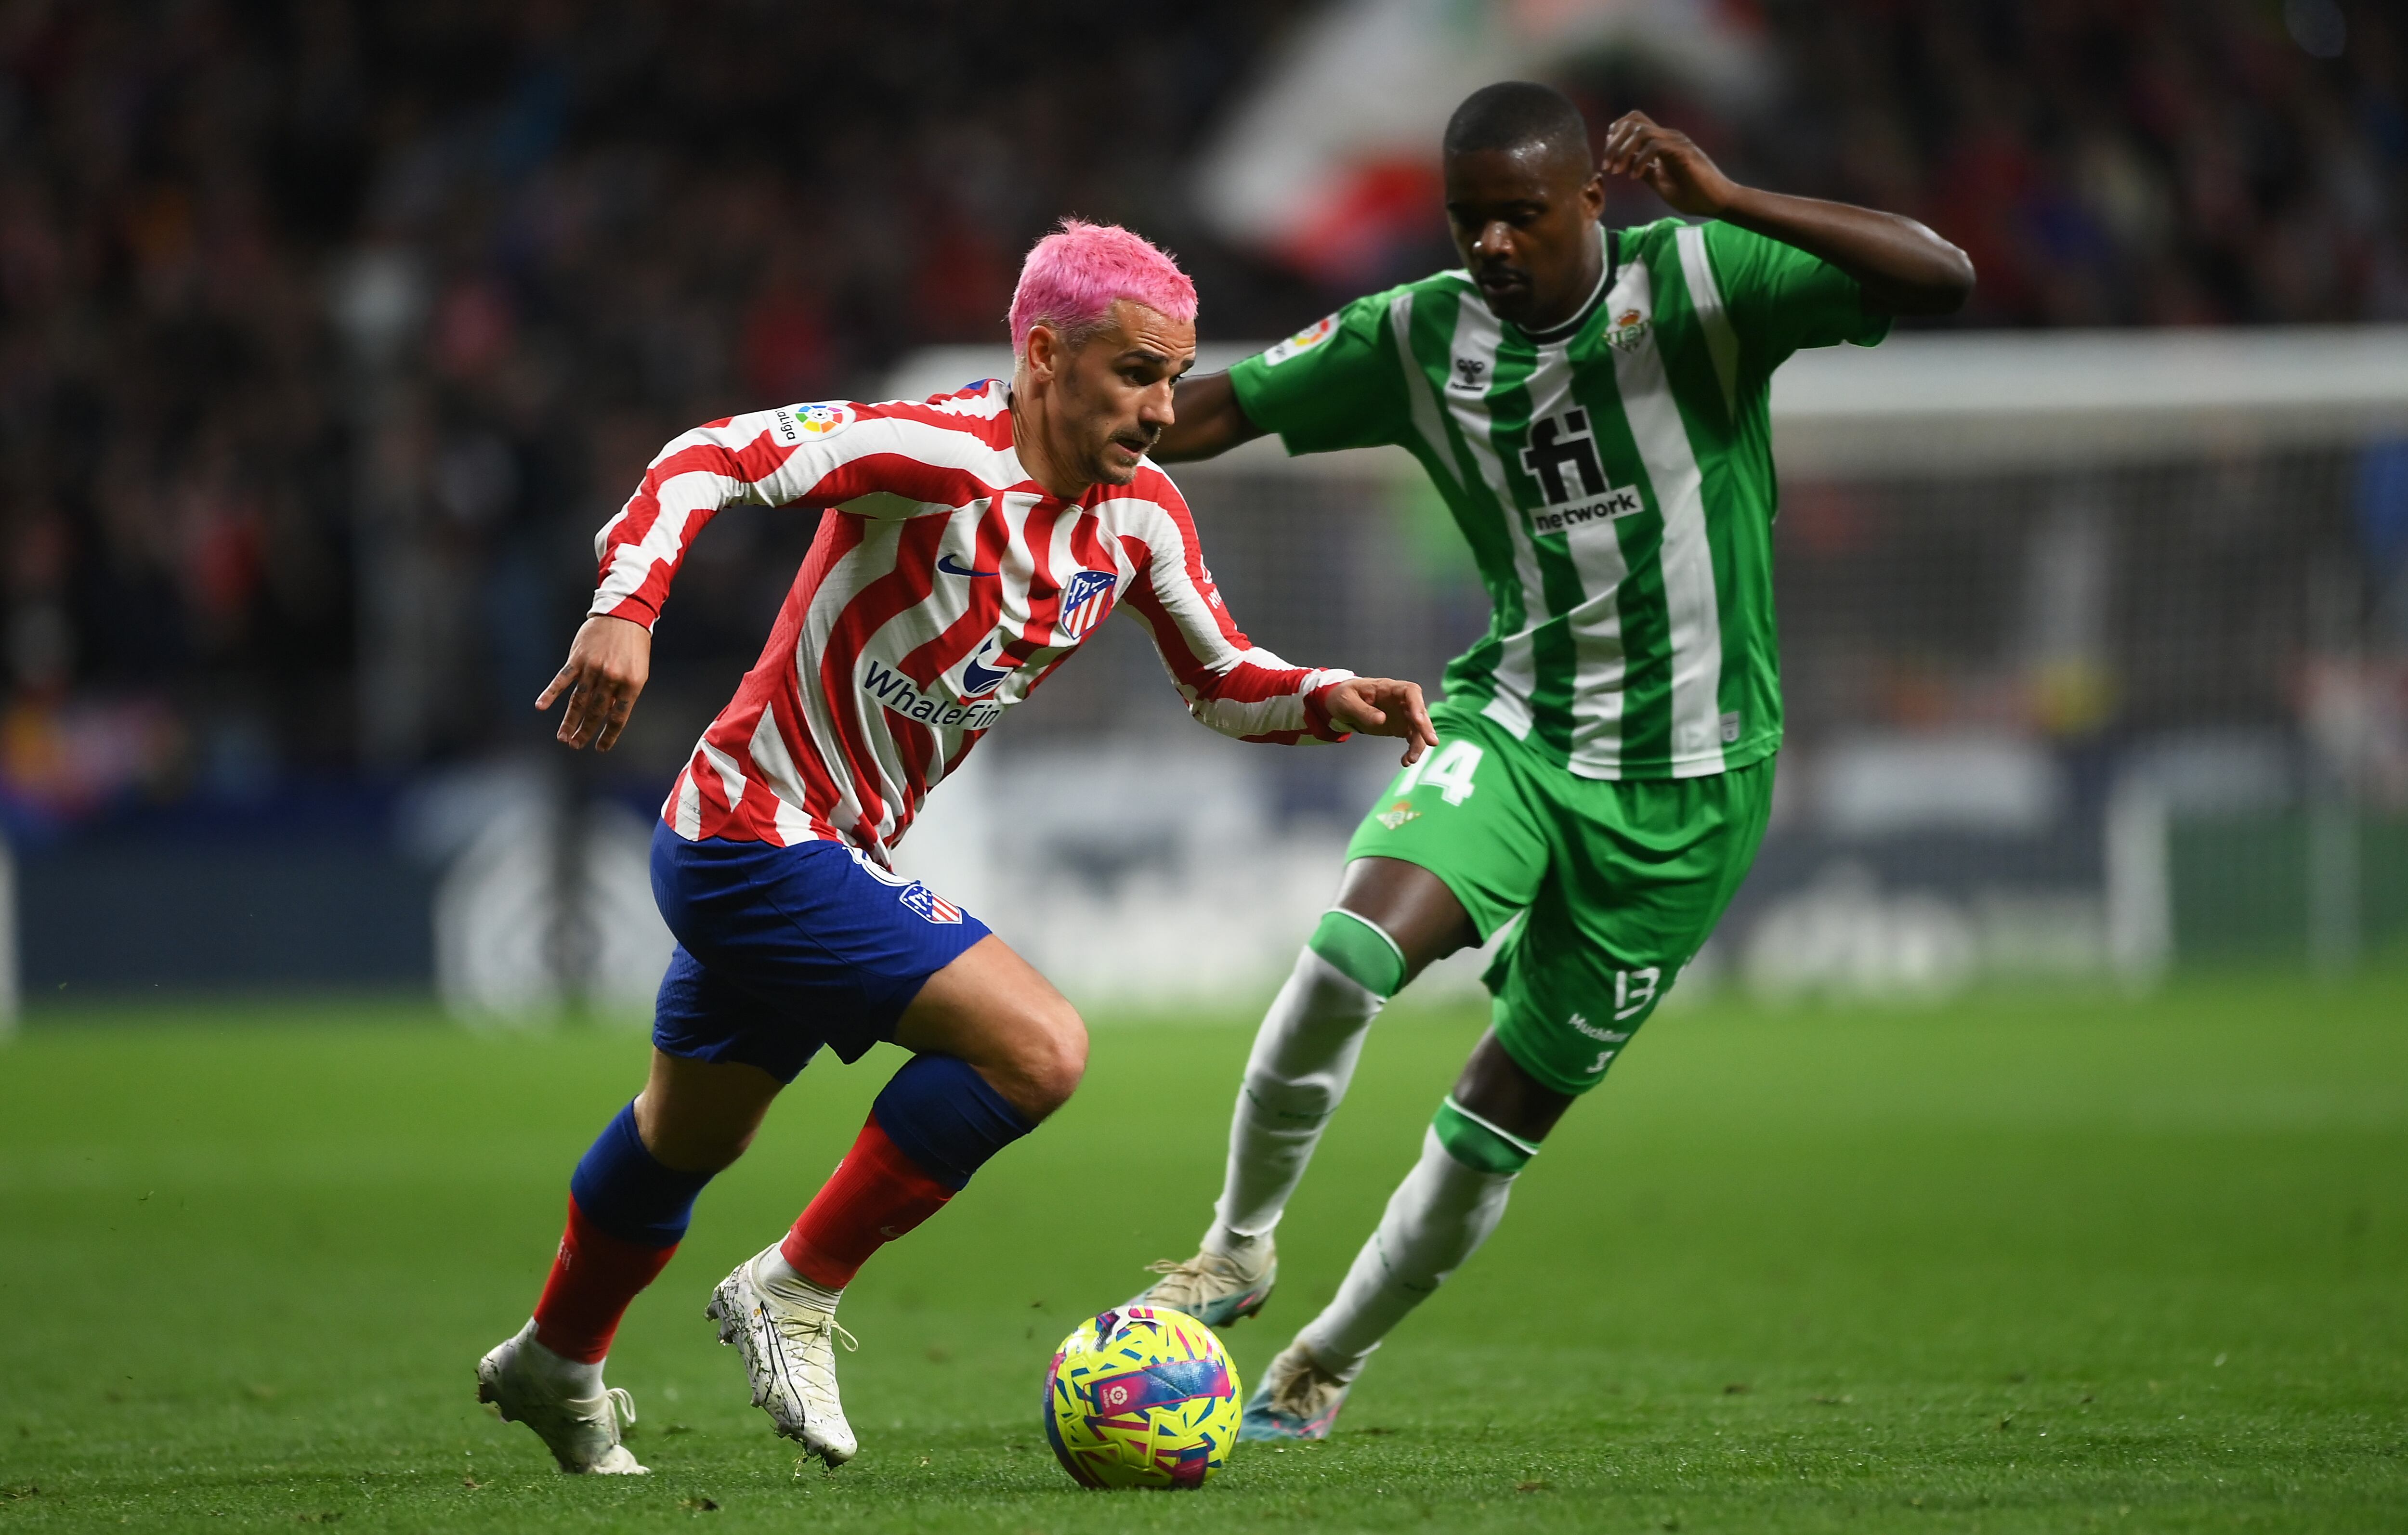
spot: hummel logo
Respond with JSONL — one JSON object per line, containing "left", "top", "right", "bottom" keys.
{"left": 1452, "top": 356, "right": 1489, "bottom": 390}
{"left": 938, "top": 553, "right": 996, "bottom": 577}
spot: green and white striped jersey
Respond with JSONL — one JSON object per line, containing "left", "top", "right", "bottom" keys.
{"left": 1229, "top": 219, "right": 1887, "bottom": 781}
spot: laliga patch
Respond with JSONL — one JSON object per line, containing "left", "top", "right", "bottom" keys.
{"left": 899, "top": 881, "right": 964, "bottom": 924}
{"left": 772, "top": 402, "right": 855, "bottom": 444}
{"left": 1376, "top": 799, "right": 1421, "bottom": 831}
{"left": 1261, "top": 314, "right": 1337, "bottom": 367}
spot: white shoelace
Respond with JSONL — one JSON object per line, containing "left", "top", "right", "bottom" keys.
{"left": 1142, "top": 1251, "right": 1259, "bottom": 1300}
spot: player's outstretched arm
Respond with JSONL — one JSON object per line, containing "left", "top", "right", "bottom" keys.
{"left": 1323, "top": 676, "right": 1439, "bottom": 765}
{"left": 1602, "top": 111, "right": 1974, "bottom": 316}
{"left": 1152, "top": 371, "right": 1267, "bottom": 463}
{"left": 537, "top": 612, "right": 651, "bottom": 752}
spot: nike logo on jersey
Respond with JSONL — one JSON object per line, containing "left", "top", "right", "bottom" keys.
{"left": 938, "top": 553, "right": 997, "bottom": 577}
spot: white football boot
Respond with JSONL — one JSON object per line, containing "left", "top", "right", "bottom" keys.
{"left": 1126, "top": 1238, "right": 1276, "bottom": 1328}
{"left": 1238, "top": 1338, "right": 1353, "bottom": 1442}
{"left": 706, "top": 1245, "right": 859, "bottom": 1466}
{"left": 475, "top": 1323, "right": 648, "bottom": 1474}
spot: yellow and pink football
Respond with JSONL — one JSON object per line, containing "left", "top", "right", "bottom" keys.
{"left": 1042, "top": 1305, "right": 1241, "bottom": 1489}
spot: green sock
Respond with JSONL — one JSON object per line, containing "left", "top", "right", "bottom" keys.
{"left": 1431, "top": 1094, "right": 1539, "bottom": 1176}
{"left": 1307, "top": 909, "right": 1407, "bottom": 997}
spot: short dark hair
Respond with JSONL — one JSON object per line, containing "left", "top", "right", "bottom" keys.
{"left": 1443, "top": 81, "right": 1592, "bottom": 168}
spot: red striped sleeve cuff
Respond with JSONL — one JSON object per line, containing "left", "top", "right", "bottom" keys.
{"left": 1303, "top": 679, "right": 1352, "bottom": 743}
{"left": 590, "top": 590, "right": 662, "bottom": 629}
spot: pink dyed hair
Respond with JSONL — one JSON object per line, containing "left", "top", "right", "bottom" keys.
{"left": 1007, "top": 218, "right": 1198, "bottom": 359}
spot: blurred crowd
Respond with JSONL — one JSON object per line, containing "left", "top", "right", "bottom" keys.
{"left": 1745, "top": 0, "right": 2408, "bottom": 326}
{"left": 0, "top": 0, "right": 2402, "bottom": 824}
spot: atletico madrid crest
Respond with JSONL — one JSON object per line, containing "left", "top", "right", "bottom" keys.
{"left": 899, "top": 881, "right": 964, "bottom": 924}
{"left": 1056, "top": 569, "right": 1117, "bottom": 640}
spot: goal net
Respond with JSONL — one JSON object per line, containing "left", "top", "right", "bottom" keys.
{"left": 882, "top": 330, "right": 2408, "bottom": 1007}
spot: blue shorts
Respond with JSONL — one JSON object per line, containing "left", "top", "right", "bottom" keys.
{"left": 649, "top": 824, "right": 992, "bottom": 1082}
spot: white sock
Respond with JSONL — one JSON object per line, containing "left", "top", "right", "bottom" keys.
{"left": 759, "top": 1246, "right": 844, "bottom": 1312}
{"left": 1204, "top": 947, "right": 1385, "bottom": 1253}
{"left": 516, "top": 1320, "right": 605, "bottom": 1398}
{"left": 1296, "top": 1126, "right": 1517, "bottom": 1380}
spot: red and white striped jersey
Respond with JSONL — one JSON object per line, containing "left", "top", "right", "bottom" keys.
{"left": 590, "top": 379, "right": 1356, "bottom": 860}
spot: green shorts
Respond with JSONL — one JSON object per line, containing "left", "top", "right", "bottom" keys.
{"left": 1344, "top": 700, "right": 1774, "bottom": 1095}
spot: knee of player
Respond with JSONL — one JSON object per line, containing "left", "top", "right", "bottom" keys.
{"left": 1012, "top": 1002, "right": 1088, "bottom": 1117}
{"left": 678, "top": 1123, "right": 759, "bottom": 1172}
{"left": 634, "top": 1092, "right": 757, "bottom": 1173}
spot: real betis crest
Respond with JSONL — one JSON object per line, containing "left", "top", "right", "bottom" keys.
{"left": 1603, "top": 306, "right": 1651, "bottom": 353}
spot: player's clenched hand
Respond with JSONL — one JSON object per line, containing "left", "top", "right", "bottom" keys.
{"left": 1324, "top": 677, "right": 1440, "bottom": 764}
{"left": 1601, "top": 111, "right": 1738, "bottom": 218}
{"left": 537, "top": 614, "right": 652, "bottom": 752}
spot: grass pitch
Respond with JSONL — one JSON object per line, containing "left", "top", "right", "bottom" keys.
{"left": 0, "top": 976, "right": 2403, "bottom": 1533}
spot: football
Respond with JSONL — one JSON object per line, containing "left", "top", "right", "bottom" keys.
{"left": 1041, "top": 1305, "right": 1242, "bottom": 1489}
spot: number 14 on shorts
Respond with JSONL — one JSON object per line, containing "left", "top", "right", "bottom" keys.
{"left": 1393, "top": 739, "right": 1483, "bottom": 805}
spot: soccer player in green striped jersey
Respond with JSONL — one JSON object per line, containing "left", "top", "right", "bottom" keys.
{"left": 1128, "top": 82, "right": 1973, "bottom": 1439}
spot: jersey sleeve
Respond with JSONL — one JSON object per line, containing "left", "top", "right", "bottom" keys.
{"left": 1116, "top": 481, "right": 1358, "bottom": 745}
{"left": 588, "top": 401, "right": 925, "bottom": 629}
{"left": 1701, "top": 221, "right": 1891, "bottom": 371}
{"left": 1227, "top": 288, "right": 1413, "bottom": 456}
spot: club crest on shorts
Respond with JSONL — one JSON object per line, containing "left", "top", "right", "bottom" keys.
{"left": 898, "top": 881, "right": 963, "bottom": 924}
{"left": 1376, "top": 799, "right": 1421, "bottom": 830}
{"left": 1056, "top": 569, "right": 1117, "bottom": 640}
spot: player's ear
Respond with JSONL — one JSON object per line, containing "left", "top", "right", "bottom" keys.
{"left": 1025, "top": 323, "right": 1060, "bottom": 385}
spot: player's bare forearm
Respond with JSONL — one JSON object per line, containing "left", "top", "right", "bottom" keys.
{"left": 1152, "top": 372, "right": 1267, "bottom": 463}
{"left": 537, "top": 613, "right": 651, "bottom": 752}
{"left": 1716, "top": 185, "right": 1973, "bottom": 316}
{"left": 1601, "top": 110, "right": 1973, "bottom": 316}
{"left": 1325, "top": 676, "right": 1439, "bottom": 764}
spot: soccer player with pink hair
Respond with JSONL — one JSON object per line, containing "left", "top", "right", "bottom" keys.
{"left": 473, "top": 219, "right": 1436, "bottom": 1475}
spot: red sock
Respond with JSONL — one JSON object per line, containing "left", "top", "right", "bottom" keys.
{"left": 531, "top": 1197, "right": 679, "bottom": 1364}
{"left": 779, "top": 1116, "right": 955, "bottom": 1288}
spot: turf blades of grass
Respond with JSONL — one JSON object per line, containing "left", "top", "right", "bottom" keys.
{"left": 1, "top": 975, "right": 2403, "bottom": 1532}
